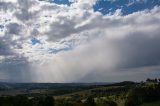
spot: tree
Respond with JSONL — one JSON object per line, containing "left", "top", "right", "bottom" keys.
{"left": 146, "top": 78, "right": 151, "bottom": 82}
{"left": 43, "top": 96, "right": 55, "bottom": 106}
{"left": 85, "top": 96, "right": 95, "bottom": 106}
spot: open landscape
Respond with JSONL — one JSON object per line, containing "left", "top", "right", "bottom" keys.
{"left": 0, "top": 78, "right": 159, "bottom": 106}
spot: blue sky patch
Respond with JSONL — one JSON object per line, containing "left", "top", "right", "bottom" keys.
{"left": 40, "top": 0, "right": 160, "bottom": 15}
{"left": 31, "top": 38, "right": 41, "bottom": 45}
{"left": 93, "top": 0, "right": 160, "bottom": 15}
{"left": 39, "top": 0, "right": 72, "bottom": 5}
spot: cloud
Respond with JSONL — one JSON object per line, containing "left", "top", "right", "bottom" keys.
{"left": 0, "top": 2, "right": 15, "bottom": 11}
{"left": 0, "top": 0, "right": 160, "bottom": 82}
{"left": 36, "top": 6, "right": 160, "bottom": 82}
{"left": 0, "top": 39, "right": 13, "bottom": 56}
{"left": 5, "top": 23, "right": 23, "bottom": 35}
{"left": 0, "top": 55, "right": 32, "bottom": 82}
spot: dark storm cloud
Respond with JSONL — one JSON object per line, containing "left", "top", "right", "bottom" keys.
{"left": 0, "top": 2, "right": 15, "bottom": 11}
{"left": 0, "top": 37, "right": 32, "bottom": 82}
{"left": 5, "top": 23, "right": 22, "bottom": 35}
{"left": 0, "top": 36, "right": 33, "bottom": 82}
{"left": 46, "top": 19, "right": 77, "bottom": 41}
{"left": 14, "top": 9, "right": 33, "bottom": 21}
{"left": 0, "top": 56, "right": 33, "bottom": 82}
{"left": 13, "top": 0, "right": 39, "bottom": 22}
{"left": 76, "top": 32, "right": 160, "bottom": 82}
{"left": 107, "top": 35, "right": 160, "bottom": 69}
{"left": 0, "top": 39, "right": 13, "bottom": 56}
{"left": 113, "top": 31, "right": 160, "bottom": 69}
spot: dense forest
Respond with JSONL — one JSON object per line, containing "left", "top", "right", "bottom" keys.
{"left": 0, "top": 78, "right": 160, "bottom": 106}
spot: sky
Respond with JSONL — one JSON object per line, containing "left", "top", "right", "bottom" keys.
{"left": 0, "top": 0, "right": 160, "bottom": 82}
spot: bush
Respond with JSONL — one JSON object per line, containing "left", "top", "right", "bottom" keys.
{"left": 85, "top": 96, "right": 95, "bottom": 106}
{"left": 125, "top": 84, "right": 160, "bottom": 106}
